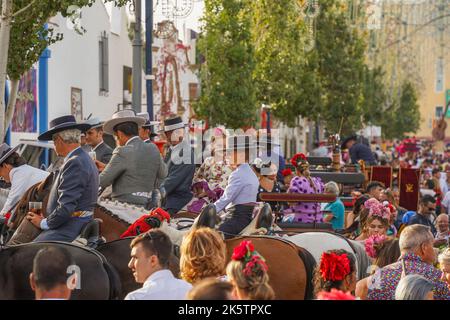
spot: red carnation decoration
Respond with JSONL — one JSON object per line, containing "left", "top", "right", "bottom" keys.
{"left": 281, "top": 169, "right": 293, "bottom": 177}
{"left": 319, "top": 252, "right": 351, "bottom": 282}
{"left": 317, "top": 289, "right": 356, "bottom": 300}
{"left": 290, "top": 153, "right": 307, "bottom": 167}
{"left": 232, "top": 240, "right": 254, "bottom": 261}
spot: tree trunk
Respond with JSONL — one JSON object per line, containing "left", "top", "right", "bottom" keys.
{"left": 0, "top": 0, "right": 13, "bottom": 141}
{"left": 4, "top": 77, "right": 18, "bottom": 131}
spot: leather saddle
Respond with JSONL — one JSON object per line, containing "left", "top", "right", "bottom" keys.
{"left": 239, "top": 204, "right": 274, "bottom": 236}
{"left": 194, "top": 204, "right": 218, "bottom": 229}
{"left": 145, "top": 188, "right": 165, "bottom": 210}
{"left": 76, "top": 218, "right": 105, "bottom": 248}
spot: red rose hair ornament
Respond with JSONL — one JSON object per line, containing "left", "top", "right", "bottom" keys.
{"left": 319, "top": 252, "right": 351, "bottom": 282}
{"left": 290, "top": 153, "right": 307, "bottom": 167}
{"left": 231, "top": 240, "right": 268, "bottom": 276}
{"left": 281, "top": 168, "right": 293, "bottom": 177}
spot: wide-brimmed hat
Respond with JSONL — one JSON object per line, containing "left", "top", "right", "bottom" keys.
{"left": 103, "top": 109, "right": 146, "bottom": 135}
{"left": 159, "top": 116, "right": 188, "bottom": 133}
{"left": 137, "top": 112, "right": 159, "bottom": 127}
{"left": 341, "top": 135, "right": 358, "bottom": 150}
{"left": 225, "top": 135, "right": 257, "bottom": 151}
{"left": 83, "top": 117, "right": 104, "bottom": 130}
{"left": 0, "top": 144, "right": 20, "bottom": 165}
{"left": 38, "top": 115, "right": 91, "bottom": 141}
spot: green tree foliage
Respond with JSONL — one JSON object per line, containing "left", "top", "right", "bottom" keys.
{"left": 194, "top": 0, "right": 257, "bottom": 129}
{"left": 361, "top": 66, "right": 387, "bottom": 126}
{"left": 381, "top": 81, "right": 420, "bottom": 140}
{"left": 314, "top": 0, "right": 367, "bottom": 136}
{"left": 250, "top": 0, "right": 319, "bottom": 126}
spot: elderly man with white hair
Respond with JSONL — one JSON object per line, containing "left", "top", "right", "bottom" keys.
{"left": 322, "top": 181, "right": 345, "bottom": 230}
{"left": 26, "top": 115, "right": 99, "bottom": 242}
{"left": 355, "top": 224, "right": 450, "bottom": 300}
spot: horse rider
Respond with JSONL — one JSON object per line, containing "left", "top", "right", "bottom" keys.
{"left": 83, "top": 117, "right": 113, "bottom": 164}
{"left": 96, "top": 109, "right": 167, "bottom": 207}
{"left": 214, "top": 135, "right": 259, "bottom": 239}
{"left": 0, "top": 144, "right": 49, "bottom": 220}
{"left": 159, "top": 116, "right": 196, "bottom": 216}
{"left": 27, "top": 115, "right": 99, "bottom": 242}
{"left": 137, "top": 112, "right": 159, "bottom": 143}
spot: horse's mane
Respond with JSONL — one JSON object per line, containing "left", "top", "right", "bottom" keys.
{"left": 95, "top": 204, "right": 131, "bottom": 226}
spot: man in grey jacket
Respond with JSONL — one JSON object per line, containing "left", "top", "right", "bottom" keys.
{"left": 97, "top": 110, "right": 167, "bottom": 207}
{"left": 160, "top": 116, "right": 196, "bottom": 215}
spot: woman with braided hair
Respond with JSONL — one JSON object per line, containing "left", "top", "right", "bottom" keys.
{"left": 313, "top": 249, "right": 357, "bottom": 298}
{"left": 282, "top": 153, "right": 325, "bottom": 223}
{"left": 226, "top": 240, "right": 275, "bottom": 300}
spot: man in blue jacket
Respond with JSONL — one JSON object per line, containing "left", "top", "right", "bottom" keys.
{"left": 342, "top": 135, "right": 377, "bottom": 165}
{"left": 27, "top": 115, "right": 99, "bottom": 242}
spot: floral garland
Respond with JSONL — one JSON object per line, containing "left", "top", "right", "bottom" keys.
{"left": 364, "top": 198, "right": 391, "bottom": 220}
{"left": 319, "top": 252, "right": 351, "bottom": 282}
{"left": 232, "top": 240, "right": 268, "bottom": 277}
{"left": 365, "top": 234, "right": 387, "bottom": 259}
{"left": 290, "top": 153, "right": 307, "bottom": 167}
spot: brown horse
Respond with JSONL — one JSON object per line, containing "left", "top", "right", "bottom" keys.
{"left": 4, "top": 173, "right": 54, "bottom": 245}
{"left": 92, "top": 205, "right": 199, "bottom": 242}
{"left": 224, "top": 236, "right": 315, "bottom": 300}
{"left": 93, "top": 205, "right": 129, "bottom": 242}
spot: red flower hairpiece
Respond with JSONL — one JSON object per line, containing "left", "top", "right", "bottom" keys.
{"left": 319, "top": 252, "right": 351, "bottom": 282}
{"left": 281, "top": 168, "right": 293, "bottom": 177}
{"left": 232, "top": 240, "right": 268, "bottom": 277}
{"left": 291, "top": 153, "right": 307, "bottom": 167}
{"left": 317, "top": 289, "right": 356, "bottom": 300}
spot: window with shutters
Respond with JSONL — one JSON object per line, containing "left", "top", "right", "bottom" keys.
{"left": 99, "top": 31, "right": 109, "bottom": 95}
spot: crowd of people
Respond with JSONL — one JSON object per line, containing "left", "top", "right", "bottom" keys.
{"left": 0, "top": 109, "right": 449, "bottom": 300}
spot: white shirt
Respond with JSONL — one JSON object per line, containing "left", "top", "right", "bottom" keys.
{"left": 92, "top": 141, "right": 105, "bottom": 151}
{"left": 124, "top": 270, "right": 192, "bottom": 300}
{"left": 0, "top": 165, "right": 50, "bottom": 216}
{"left": 214, "top": 163, "right": 259, "bottom": 214}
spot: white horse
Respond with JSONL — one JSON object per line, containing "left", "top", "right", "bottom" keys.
{"left": 284, "top": 232, "right": 371, "bottom": 280}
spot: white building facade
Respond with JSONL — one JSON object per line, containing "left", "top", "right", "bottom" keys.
{"left": 10, "top": 0, "right": 145, "bottom": 146}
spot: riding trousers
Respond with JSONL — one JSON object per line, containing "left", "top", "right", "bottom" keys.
{"left": 218, "top": 204, "right": 255, "bottom": 239}
{"left": 33, "top": 216, "right": 92, "bottom": 242}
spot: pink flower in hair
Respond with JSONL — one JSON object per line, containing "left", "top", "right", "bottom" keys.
{"left": 364, "top": 198, "right": 391, "bottom": 220}
{"left": 365, "top": 234, "right": 387, "bottom": 259}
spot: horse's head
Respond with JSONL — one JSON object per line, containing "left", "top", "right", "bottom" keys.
{"left": 36, "top": 172, "right": 55, "bottom": 194}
